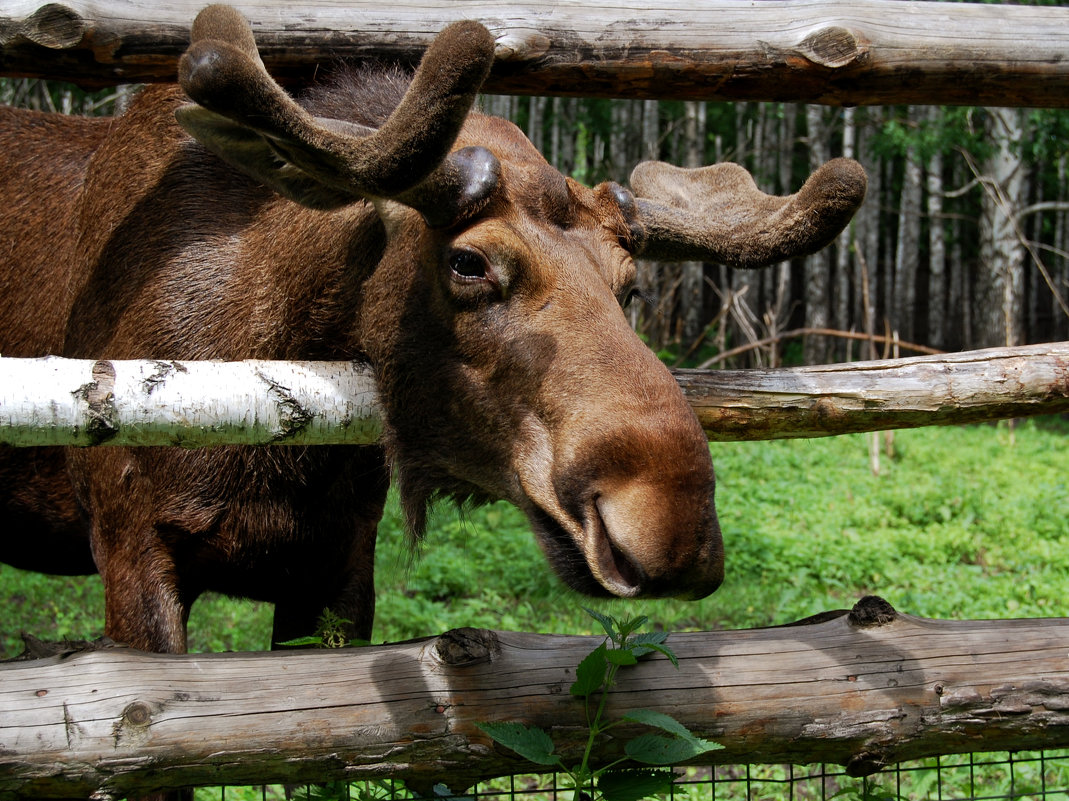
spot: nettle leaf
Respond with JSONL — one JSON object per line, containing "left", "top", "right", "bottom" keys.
{"left": 628, "top": 633, "right": 677, "bottom": 665}
{"left": 582, "top": 606, "right": 619, "bottom": 640}
{"left": 604, "top": 647, "right": 639, "bottom": 667}
{"left": 624, "top": 733, "right": 724, "bottom": 765}
{"left": 621, "top": 709, "right": 693, "bottom": 740}
{"left": 276, "top": 635, "right": 323, "bottom": 647}
{"left": 431, "top": 784, "right": 473, "bottom": 800}
{"left": 597, "top": 768, "right": 675, "bottom": 801}
{"left": 615, "top": 614, "right": 650, "bottom": 642}
{"left": 475, "top": 722, "right": 560, "bottom": 766}
{"left": 570, "top": 643, "right": 610, "bottom": 697}
{"left": 629, "top": 630, "right": 669, "bottom": 648}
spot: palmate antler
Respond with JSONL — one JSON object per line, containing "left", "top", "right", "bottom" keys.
{"left": 175, "top": 4, "right": 500, "bottom": 227}
{"left": 175, "top": 6, "right": 865, "bottom": 253}
{"left": 630, "top": 159, "right": 867, "bottom": 267}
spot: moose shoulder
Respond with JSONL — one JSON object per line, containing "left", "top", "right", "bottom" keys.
{"left": 0, "top": 6, "right": 866, "bottom": 654}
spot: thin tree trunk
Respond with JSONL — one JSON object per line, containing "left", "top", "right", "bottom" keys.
{"left": 804, "top": 105, "right": 831, "bottom": 364}
{"left": 856, "top": 108, "right": 882, "bottom": 342}
{"left": 765, "top": 103, "right": 797, "bottom": 366}
{"left": 609, "top": 100, "right": 628, "bottom": 179}
{"left": 927, "top": 108, "right": 947, "bottom": 349}
{"left": 557, "top": 97, "right": 576, "bottom": 175}
{"left": 681, "top": 100, "right": 707, "bottom": 344}
{"left": 949, "top": 166, "right": 968, "bottom": 351}
{"left": 976, "top": 108, "right": 1026, "bottom": 348}
{"left": 526, "top": 96, "right": 546, "bottom": 154}
{"left": 1057, "top": 156, "right": 1069, "bottom": 341}
{"left": 835, "top": 107, "right": 856, "bottom": 356}
{"left": 894, "top": 107, "right": 923, "bottom": 343}
{"left": 1028, "top": 166, "right": 1043, "bottom": 344}
{"left": 640, "top": 99, "right": 664, "bottom": 345}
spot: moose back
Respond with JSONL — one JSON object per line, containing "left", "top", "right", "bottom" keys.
{"left": 0, "top": 6, "right": 865, "bottom": 653}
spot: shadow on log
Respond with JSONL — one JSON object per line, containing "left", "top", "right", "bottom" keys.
{"left": 2, "top": 597, "right": 1068, "bottom": 798}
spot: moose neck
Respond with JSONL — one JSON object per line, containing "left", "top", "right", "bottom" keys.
{"left": 64, "top": 86, "right": 387, "bottom": 363}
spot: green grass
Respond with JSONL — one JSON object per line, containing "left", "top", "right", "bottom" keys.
{"left": 2, "top": 419, "right": 1065, "bottom": 659}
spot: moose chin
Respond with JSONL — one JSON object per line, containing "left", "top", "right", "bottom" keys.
{"left": 0, "top": 5, "right": 866, "bottom": 654}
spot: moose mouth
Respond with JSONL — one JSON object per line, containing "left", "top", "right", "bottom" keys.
{"left": 526, "top": 504, "right": 645, "bottom": 598}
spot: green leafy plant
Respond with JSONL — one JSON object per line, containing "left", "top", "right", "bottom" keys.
{"left": 276, "top": 608, "right": 365, "bottom": 649}
{"left": 477, "top": 608, "right": 722, "bottom": 801}
{"left": 831, "top": 776, "right": 903, "bottom": 801}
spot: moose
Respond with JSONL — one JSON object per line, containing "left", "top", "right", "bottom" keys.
{"left": 0, "top": 5, "right": 865, "bottom": 655}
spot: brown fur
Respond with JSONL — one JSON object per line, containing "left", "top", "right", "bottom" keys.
{"left": 0, "top": 59, "right": 724, "bottom": 652}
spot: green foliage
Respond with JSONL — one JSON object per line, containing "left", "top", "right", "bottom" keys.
{"left": 872, "top": 106, "right": 991, "bottom": 163}
{"left": 478, "top": 609, "right": 721, "bottom": 801}
{"left": 277, "top": 609, "right": 362, "bottom": 649}
{"left": 831, "top": 777, "right": 902, "bottom": 801}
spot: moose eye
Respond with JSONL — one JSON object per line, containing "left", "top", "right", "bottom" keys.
{"left": 449, "top": 249, "right": 489, "bottom": 281}
{"left": 621, "top": 286, "right": 644, "bottom": 308}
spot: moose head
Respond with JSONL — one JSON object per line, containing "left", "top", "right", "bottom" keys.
{"left": 170, "top": 6, "right": 863, "bottom": 603}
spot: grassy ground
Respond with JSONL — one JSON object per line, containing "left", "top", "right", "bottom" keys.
{"left": 2, "top": 418, "right": 1065, "bottom": 658}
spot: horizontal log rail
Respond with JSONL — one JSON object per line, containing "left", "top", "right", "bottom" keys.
{"left": 2, "top": 597, "right": 1068, "bottom": 799}
{"left": 2, "top": 1, "right": 1069, "bottom": 106}
{"left": 0, "top": 343, "right": 1065, "bottom": 447}
{"left": 677, "top": 341, "right": 1069, "bottom": 441}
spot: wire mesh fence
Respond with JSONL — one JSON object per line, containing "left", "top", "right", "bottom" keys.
{"left": 194, "top": 749, "right": 1069, "bottom": 801}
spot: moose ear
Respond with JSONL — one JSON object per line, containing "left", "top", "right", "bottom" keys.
{"left": 175, "top": 105, "right": 363, "bottom": 210}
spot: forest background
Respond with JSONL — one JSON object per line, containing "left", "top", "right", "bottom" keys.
{"left": 6, "top": 65, "right": 1069, "bottom": 369}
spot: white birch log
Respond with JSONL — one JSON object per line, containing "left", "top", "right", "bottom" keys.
{"left": 0, "top": 343, "right": 1066, "bottom": 447}
{"left": 0, "top": 356, "right": 382, "bottom": 447}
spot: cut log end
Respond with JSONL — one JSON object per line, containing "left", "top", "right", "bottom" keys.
{"left": 433, "top": 627, "right": 500, "bottom": 667}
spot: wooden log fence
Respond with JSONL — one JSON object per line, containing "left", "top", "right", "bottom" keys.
{"left": 2, "top": 597, "right": 1068, "bottom": 799}
{"left": 0, "top": 342, "right": 1065, "bottom": 447}
{"left": 2, "top": 0, "right": 1069, "bottom": 107}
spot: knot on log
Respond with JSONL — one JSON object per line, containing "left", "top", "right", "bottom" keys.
{"left": 0, "top": 3, "right": 87, "bottom": 49}
{"left": 434, "top": 627, "right": 499, "bottom": 666}
{"left": 80, "top": 360, "right": 118, "bottom": 445}
{"left": 122, "top": 701, "right": 153, "bottom": 728}
{"left": 797, "top": 26, "right": 866, "bottom": 69}
{"left": 494, "top": 30, "right": 551, "bottom": 61}
{"left": 848, "top": 595, "right": 897, "bottom": 628}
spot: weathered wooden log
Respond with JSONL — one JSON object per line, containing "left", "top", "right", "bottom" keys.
{"left": 2, "top": 598, "right": 1068, "bottom": 799}
{"left": 680, "top": 341, "right": 1069, "bottom": 441}
{"left": 0, "top": 343, "right": 1065, "bottom": 447}
{"left": 2, "top": 1, "right": 1069, "bottom": 107}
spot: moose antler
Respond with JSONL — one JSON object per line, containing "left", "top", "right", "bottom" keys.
{"left": 175, "top": 5, "right": 500, "bottom": 226}
{"left": 630, "top": 158, "right": 867, "bottom": 268}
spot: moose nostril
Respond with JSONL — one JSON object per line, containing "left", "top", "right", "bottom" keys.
{"left": 591, "top": 497, "right": 644, "bottom": 596}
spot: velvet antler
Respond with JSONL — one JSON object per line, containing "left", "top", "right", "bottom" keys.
{"left": 175, "top": 5, "right": 500, "bottom": 226}
{"left": 631, "top": 158, "right": 867, "bottom": 268}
